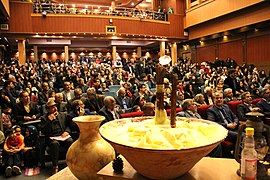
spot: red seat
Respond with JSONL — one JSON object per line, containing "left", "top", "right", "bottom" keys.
{"left": 227, "top": 100, "right": 242, "bottom": 115}
{"left": 197, "top": 104, "right": 213, "bottom": 119}
{"left": 166, "top": 108, "right": 182, "bottom": 116}
{"left": 120, "top": 111, "right": 144, "bottom": 118}
{"left": 252, "top": 98, "right": 262, "bottom": 105}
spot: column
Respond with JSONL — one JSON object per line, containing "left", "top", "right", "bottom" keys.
{"left": 171, "top": 42, "right": 177, "bottom": 65}
{"left": 112, "top": 46, "right": 116, "bottom": 61}
{"left": 18, "top": 39, "right": 26, "bottom": 65}
{"left": 137, "top": 47, "right": 142, "bottom": 58}
{"left": 160, "top": 41, "right": 165, "bottom": 57}
{"left": 34, "top": 45, "right": 38, "bottom": 62}
{"left": 64, "top": 46, "right": 69, "bottom": 63}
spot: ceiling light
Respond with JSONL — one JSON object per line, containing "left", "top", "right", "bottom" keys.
{"left": 131, "top": 2, "right": 134, "bottom": 6}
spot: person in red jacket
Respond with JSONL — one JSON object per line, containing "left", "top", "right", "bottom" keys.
{"left": 3, "top": 128, "right": 25, "bottom": 177}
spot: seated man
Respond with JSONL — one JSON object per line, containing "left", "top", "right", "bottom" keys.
{"left": 237, "top": 92, "right": 260, "bottom": 123}
{"left": 142, "top": 102, "right": 155, "bottom": 116}
{"left": 67, "top": 100, "right": 90, "bottom": 140}
{"left": 40, "top": 100, "right": 73, "bottom": 175}
{"left": 207, "top": 92, "right": 239, "bottom": 148}
{"left": 223, "top": 88, "right": 236, "bottom": 104}
{"left": 83, "top": 87, "right": 105, "bottom": 114}
{"left": 257, "top": 87, "right": 270, "bottom": 117}
{"left": 115, "top": 87, "right": 133, "bottom": 113}
{"left": 176, "top": 99, "right": 201, "bottom": 119}
{"left": 99, "top": 96, "right": 120, "bottom": 125}
{"left": 178, "top": 99, "right": 222, "bottom": 157}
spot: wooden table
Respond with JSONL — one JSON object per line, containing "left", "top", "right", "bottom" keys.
{"left": 49, "top": 157, "right": 240, "bottom": 180}
{"left": 98, "top": 157, "right": 240, "bottom": 180}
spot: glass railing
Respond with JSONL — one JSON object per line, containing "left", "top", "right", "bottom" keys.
{"left": 32, "top": 1, "right": 167, "bottom": 21}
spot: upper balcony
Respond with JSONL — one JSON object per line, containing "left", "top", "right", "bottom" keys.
{"left": 1, "top": 1, "right": 186, "bottom": 50}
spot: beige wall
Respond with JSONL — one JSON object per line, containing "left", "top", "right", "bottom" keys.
{"left": 185, "top": 0, "right": 265, "bottom": 28}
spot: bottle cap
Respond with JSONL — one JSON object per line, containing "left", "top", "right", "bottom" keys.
{"left": 246, "top": 127, "right": 254, "bottom": 136}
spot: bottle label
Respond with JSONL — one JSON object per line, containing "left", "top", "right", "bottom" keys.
{"left": 243, "top": 159, "right": 257, "bottom": 180}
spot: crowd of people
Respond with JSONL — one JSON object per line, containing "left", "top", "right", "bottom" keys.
{"left": 0, "top": 54, "right": 269, "bottom": 177}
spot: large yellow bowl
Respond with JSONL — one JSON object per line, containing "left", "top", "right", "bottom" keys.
{"left": 99, "top": 116, "right": 228, "bottom": 179}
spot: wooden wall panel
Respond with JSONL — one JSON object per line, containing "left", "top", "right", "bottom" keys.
{"left": 7, "top": 2, "right": 185, "bottom": 39}
{"left": 8, "top": 2, "right": 33, "bottom": 33}
{"left": 168, "top": 14, "right": 184, "bottom": 38}
{"left": 196, "top": 45, "right": 215, "bottom": 63}
{"left": 188, "top": 3, "right": 270, "bottom": 40}
{"left": 218, "top": 40, "right": 243, "bottom": 65}
{"left": 186, "top": 0, "right": 264, "bottom": 28}
{"left": 247, "top": 34, "right": 270, "bottom": 68}
{"left": 30, "top": 14, "right": 184, "bottom": 38}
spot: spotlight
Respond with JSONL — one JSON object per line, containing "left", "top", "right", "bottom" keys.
{"left": 109, "top": 19, "right": 113, "bottom": 25}
{"left": 42, "top": 11, "right": 47, "bottom": 17}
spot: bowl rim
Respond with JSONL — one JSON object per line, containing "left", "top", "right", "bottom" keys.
{"left": 73, "top": 115, "right": 105, "bottom": 123}
{"left": 99, "top": 116, "right": 228, "bottom": 152}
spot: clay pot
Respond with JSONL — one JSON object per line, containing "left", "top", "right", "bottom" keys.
{"left": 66, "top": 115, "right": 115, "bottom": 180}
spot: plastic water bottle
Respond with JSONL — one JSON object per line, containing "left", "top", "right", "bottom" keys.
{"left": 241, "top": 127, "right": 257, "bottom": 180}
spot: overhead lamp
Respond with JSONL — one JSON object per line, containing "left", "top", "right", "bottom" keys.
{"left": 42, "top": 11, "right": 47, "bottom": 17}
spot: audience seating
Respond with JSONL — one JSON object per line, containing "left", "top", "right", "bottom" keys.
{"left": 227, "top": 100, "right": 242, "bottom": 115}
{"left": 108, "top": 85, "right": 121, "bottom": 92}
{"left": 102, "top": 91, "right": 117, "bottom": 98}
{"left": 150, "top": 88, "right": 156, "bottom": 94}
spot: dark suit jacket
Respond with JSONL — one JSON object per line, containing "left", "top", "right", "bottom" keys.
{"left": 123, "top": 65, "right": 134, "bottom": 74}
{"left": 207, "top": 104, "right": 239, "bottom": 128}
{"left": 56, "top": 102, "right": 68, "bottom": 113}
{"left": 257, "top": 99, "right": 270, "bottom": 117}
{"left": 237, "top": 103, "right": 252, "bottom": 121}
{"left": 2, "top": 89, "right": 17, "bottom": 109}
{"left": 115, "top": 95, "right": 133, "bottom": 109}
{"left": 98, "top": 106, "right": 120, "bottom": 125}
{"left": 176, "top": 111, "right": 202, "bottom": 119}
{"left": 224, "top": 77, "right": 238, "bottom": 96}
{"left": 40, "top": 112, "right": 70, "bottom": 137}
{"left": 14, "top": 101, "right": 41, "bottom": 124}
{"left": 38, "top": 91, "right": 49, "bottom": 105}
{"left": 83, "top": 94, "right": 105, "bottom": 113}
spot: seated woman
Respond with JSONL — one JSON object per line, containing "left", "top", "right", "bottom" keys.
{"left": 14, "top": 90, "right": 41, "bottom": 128}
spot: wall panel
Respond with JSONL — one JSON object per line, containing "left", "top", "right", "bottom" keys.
{"left": 247, "top": 34, "right": 270, "bottom": 68}
{"left": 218, "top": 40, "right": 243, "bottom": 65}
{"left": 7, "top": 2, "right": 185, "bottom": 39}
{"left": 196, "top": 45, "right": 215, "bottom": 63}
{"left": 8, "top": 2, "right": 33, "bottom": 32}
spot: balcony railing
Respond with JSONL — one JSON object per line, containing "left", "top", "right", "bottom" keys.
{"left": 32, "top": 1, "right": 167, "bottom": 21}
